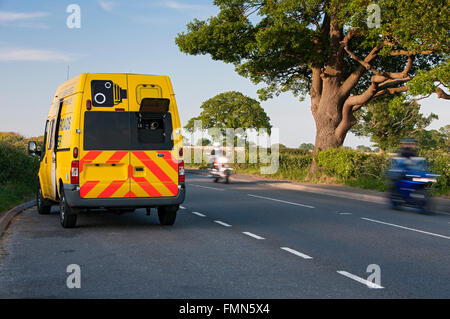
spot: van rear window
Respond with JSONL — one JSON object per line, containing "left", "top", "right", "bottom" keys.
{"left": 83, "top": 111, "right": 173, "bottom": 151}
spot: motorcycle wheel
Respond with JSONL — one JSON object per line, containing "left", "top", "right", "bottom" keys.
{"left": 417, "top": 189, "right": 433, "bottom": 214}
{"left": 389, "top": 192, "right": 402, "bottom": 210}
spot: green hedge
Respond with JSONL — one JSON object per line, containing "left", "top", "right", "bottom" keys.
{"left": 314, "top": 148, "right": 390, "bottom": 190}
{"left": 0, "top": 141, "right": 39, "bottom": 212}
{"left": 420, "top": 150, "right": 449, "bottom": 195}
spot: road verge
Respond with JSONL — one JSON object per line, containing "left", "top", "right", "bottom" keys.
{"left": 0, "top": 200, "right": 35, "bottom": 237}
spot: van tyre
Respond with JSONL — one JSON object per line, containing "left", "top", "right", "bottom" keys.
{"left": 157, "top": 205, "right": 178, "bottom": 226}
{"left": 59, "top": 187, "right": 77, "bottom": 228}
{"left": 37, "top": 181, "right": 51, "bottom": 215}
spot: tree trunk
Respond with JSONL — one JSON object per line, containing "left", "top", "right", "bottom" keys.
{"left": 308, "top": 74, "right": 352, "bottom": 175}
{"left": 312, "top": 78, "right": 350, "bottom": 151}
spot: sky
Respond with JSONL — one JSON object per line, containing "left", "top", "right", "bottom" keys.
{"left": 0, "top": 0, "right": 448, "bottom": 148}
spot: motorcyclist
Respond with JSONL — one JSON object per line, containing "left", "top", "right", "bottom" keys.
{"left": 398, "top": 137, "right": 418, "bottom": 159}
{"left": 388, "top": 137, "right": 419, "bottom": 194}
{"left": 209, "top": 148, "right": 216, "bottom": 170}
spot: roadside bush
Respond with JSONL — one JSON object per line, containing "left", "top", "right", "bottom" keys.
{"left": 315, "top": 148, "right": 389, "bottom": 180}
{"left": 0, "top": 141, "right": 39, "bottom": 185}
{"left": 421, "top": 149, "right": 449, "bottom": 195}
{"left": 0, "top": 140, "right": 39, "bottom": 213}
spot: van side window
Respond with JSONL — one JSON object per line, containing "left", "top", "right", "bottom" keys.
{"left": 55, "top": 100, "right": 64, "bottom": 150}
{"left": 41, "top": 120, "right": 49, "bottom": 161}
{"left": 47, "top": 119, "right": 55, "bottom": 150}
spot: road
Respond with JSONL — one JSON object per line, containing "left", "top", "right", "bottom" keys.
{"left": 0, "top": 173, "right": 449, "bottom": 298}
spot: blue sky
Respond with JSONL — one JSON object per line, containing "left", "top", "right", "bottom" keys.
{"left": 0, "top": 0, "right": 448, "bottom": 148}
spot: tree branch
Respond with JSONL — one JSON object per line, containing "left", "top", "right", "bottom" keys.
{"left": 436, "top": 87, "right": 450, "bottom": 99}
{"left": 390, "top": 50, "right": 433, "bottom": 56}
{"left": 338, "top": 27, "right": 386, "bottom": 98}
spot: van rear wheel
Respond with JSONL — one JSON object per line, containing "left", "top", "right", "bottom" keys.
{"left": 157, "top": 205, "right": 178, "bottom": 226}
{"left": 59, "top": 187, "right": 77, "bottom": 228}
{"left": 37, "top": 181, "right": 51, "bottom": 215}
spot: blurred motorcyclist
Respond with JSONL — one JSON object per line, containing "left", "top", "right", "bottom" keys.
{"left": 209, "top": 143, "right": 227, "bottom": 169}
{"left": 398, "top": 137, "right": 418, "bottom": 158}
{"left": 388, "top": 137, "right": 419, "bottom": 192}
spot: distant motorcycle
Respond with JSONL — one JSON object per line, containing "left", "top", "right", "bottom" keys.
{"left": 209, "top": 155, "right": 232, "bottom": 184}
{"left": 387, "top": 157, "right": 439, "bottom": 213}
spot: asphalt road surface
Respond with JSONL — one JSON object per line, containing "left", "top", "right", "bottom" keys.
{"left": 1, "top": 173, "right": 449, "bottom": 298}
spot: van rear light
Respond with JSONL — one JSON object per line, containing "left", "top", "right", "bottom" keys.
{"left": 71, "top": 160, "right": 79, "bottom": 184}
{"left": 86, "top": 99, "right": 92, "bottom": 110}
{"left": 178, "top": 160, "right": 185, "bottom": 183}
{"left": 179, "top": 147, "right": 183, "bottom": 157}
{"left": 73, "top": 147, "right": 78, "bottom": 158}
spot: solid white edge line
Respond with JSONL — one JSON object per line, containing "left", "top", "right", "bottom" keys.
{"left": 280, "top": 247, "right": 313, "bottom": 259}
{"left": 248, "top": 194, "right": 315, "bottom": 209}
{"left": 189, "top": 184, "right": 225, "bottom": 191}
{"left": 214, "top": 220, "right": 232, "bottom": 227}
{"left": 192, "top": 212, "right": 206, "bottom": 217}
{"left": 242, "top": 232, "right": 265, "bottom": 240}
{"left": 361, "top": 217, "right": 450, "bottom": 240}
{"left": 337, "top": 271, "right": 384, "bottom": 289}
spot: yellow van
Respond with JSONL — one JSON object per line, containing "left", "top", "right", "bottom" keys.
{"left": 28, "top": 73, "right": 185, "bottom": 228}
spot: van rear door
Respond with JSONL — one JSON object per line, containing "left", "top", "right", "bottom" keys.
{"left": 127, "top": 75, "right": 179, "bottom": 198}
{"left": 79, "top": 75, "right": 132, "bottom": 199}
{"left": 129, "top": 109, "right": 179, "bottom": 198}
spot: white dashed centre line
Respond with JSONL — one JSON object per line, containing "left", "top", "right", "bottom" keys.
{"left": 337, "top": 271, "right": 384, "bottom": 289}
{"left": 362, "top": 217, "right": 450, "bottom": 240}
{"left": 179, "top": 206, "right": 186, "bottom": 210}
{"left": 242, "top": 232, "right": 265, "bottom": 240}
{"left": 248, "top": 194, "right": 315, "bottom": 209}
{"left": 280, "top": 247, "right": 313, "bottom": 259}
{"left": 192, "top": 212, "right": 206, "bottom": 217}
{"left": 190, "top": 184, "right": 225, "bottom": 191}
{"left": 214, "top": 220, "right": 232, "bottom": 227}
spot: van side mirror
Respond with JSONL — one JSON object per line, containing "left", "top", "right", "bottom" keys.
{"left": 28, "top": 141, "right": 41, "bottom": 157}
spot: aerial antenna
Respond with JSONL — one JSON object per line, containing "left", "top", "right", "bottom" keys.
{"left": 67, "top": 65, "right": 70, "bottom": 80}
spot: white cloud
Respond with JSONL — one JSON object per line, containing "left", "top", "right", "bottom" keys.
{"left": 0, "top": 11, "right": 49, "bottom": 22}
{"left": 98, "top": 0, "right": 115, "bottom": 12}
{"left": 159, "top": 1, "right": 210, "bottom": 10}
{"left": 0, "top": 46, "right": 77, "bottom": 62}
{"left": 0, "top": 11, "right": 50, "bottom": 28}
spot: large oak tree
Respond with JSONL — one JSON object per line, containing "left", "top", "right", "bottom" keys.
{"left": 175, "top": 0, "right": 449, "bottom": 150}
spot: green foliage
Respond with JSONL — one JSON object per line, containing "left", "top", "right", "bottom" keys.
{"left": 0, "top": 139, "right": 39, "bottom": 186}
{"left": 299, "top": 143, "right": 314, "bottom": 150}
{"left": 408, "top": 60, "right": 450, "bottom": 97}
{"left": 352, "top": 94, "right": 437, "bottom": 151}
{"left": 414, "top": 125, "right": 449, "bottom": 150}
{"left": 420, "top": 149, "right": 450, "bottom": 195}
{"left": 196, "top": 138, "right": 212, "bottom": 146}
{"left": 315, "top": 148, "right": 390, "bottom": 182}
{"left": 184, "top": 91, "right": 272, "bottom": 137}
{"left": 0, "top": 133, "right": 41, "bottom": 213}
{"left": 356, "top": 145, "right": 373, "bottom": 152}
{"left": 176, "top": 0, "right": 449, "bottom": 101}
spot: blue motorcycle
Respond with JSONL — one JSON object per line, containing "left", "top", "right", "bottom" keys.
{"left": 387, "top": 157, "right": 439, "bottom": 212}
